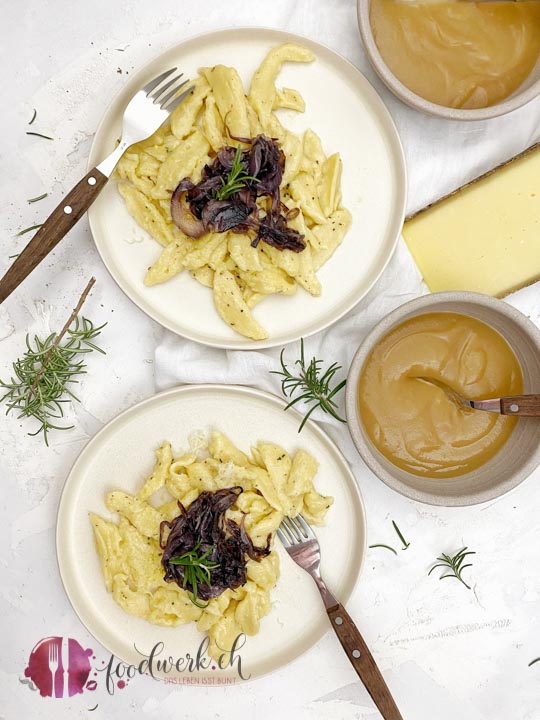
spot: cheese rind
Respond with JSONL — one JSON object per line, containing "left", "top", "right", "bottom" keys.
{"left": 403, "top": 146, "right": 540, "bottom": 297}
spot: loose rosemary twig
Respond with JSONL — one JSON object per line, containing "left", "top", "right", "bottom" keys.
{"left": 272, "top": 338, "right": 347, "bottom": 432}
{"left": 0, "top": 278, "right": 106, "bottom": 446}
{"left": 428, "top": 547, "right": 475, "bottom": 590}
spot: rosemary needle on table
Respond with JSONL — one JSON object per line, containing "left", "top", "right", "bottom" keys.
{"left": 16, "top": 223, "right": 43, "bottom": 237}
{"left": 27, "top": 193, "right": 48, "bottom": 204}
{"left": 26, "top": 131, "right": 54, "bottom": 140}
{"left": 0, "top": 278, "right": 106, "bottom": 446}
{"left": 272, "top": 338, "right": 347, "bottom": 432}
{"left": 369, "top": 544, "right": 398, "bottom": 556}
{"left": 392, "top": 520, "right": 410, "bottom": 550}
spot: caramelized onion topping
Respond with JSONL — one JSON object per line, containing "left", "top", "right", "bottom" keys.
{"left": 170, "top": 135, "right": 306, "bottom": 252}
{"left": 160, "top": 487, "right": 271, "bottom": 600}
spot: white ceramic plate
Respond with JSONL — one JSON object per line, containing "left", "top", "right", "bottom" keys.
{"left": 88, "top": 28, "right": 406, "bottom": 349}
{"left": 56, "top": 385, "right": 366, "bottom": 681}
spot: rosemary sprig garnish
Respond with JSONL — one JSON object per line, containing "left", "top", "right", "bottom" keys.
{"left": 369, "top": 544, "right": 398, "bottom": 556}
{"left": 428, "top": 547, "right": 475, "bottom": 590}
{"left": 170, "top": 540, "right": 220, "bottom": 608}
{"left": 29, "top": 109, "right": 37, "bottom": 125}
{"left": 16, "top": 223, "right": 43, "bottom": 237}
{"left": 392, "top": 520, "right": 410, "bottom": 550}
{"left": 213, "top": 145, "right": 259, "bottom": 201}
{"left": 27, "top": 193, "right": 48, "bottom": 204}
{"left": 272, "top": 338, "right": 347, "bottom": 432}
{"left": 26, "top": 131, "right": 54, "bottom": 141}
{"left": 0, "top": 278, "right": 106, "bottom": 446}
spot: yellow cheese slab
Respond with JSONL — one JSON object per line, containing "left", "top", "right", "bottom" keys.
{"left": 403, "top": 145, "right": 540, "bottom": 297}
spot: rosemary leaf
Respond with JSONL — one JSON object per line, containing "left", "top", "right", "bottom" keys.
{"left": 29, "top": 108, "right": 37, "bottom": 125}
{"left": 26, "top": 131, "right": 54, "bottom": 140}
{"left": 16, "top": 223, "right": 43, "bottom": 237}
{"left": 529, "top": 658, "right": 540, "bottom": 667}
{"left": 392, "top": 520, "right": 410, "bottom": 550}
{"left": 272, "top": 338, "right": 347, "bottom": 432}
{"left": 369, "top": 544, "right": 398, "bottom": 556}
{"left": 27, "top": 193, "right": 48, "bottom": 204}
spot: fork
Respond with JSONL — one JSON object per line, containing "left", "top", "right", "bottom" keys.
{"left": 0, "top": 69, "right": 193, "bottom": 303}
{"left": 48, "top": 641, "right": 60, "bottom": 698}
{"left": 278, "top": 515, "right": 404, "bottom": 720}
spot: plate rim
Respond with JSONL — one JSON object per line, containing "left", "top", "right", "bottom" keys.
{"left": 87, "top": 26, "right": 407, "bottom": 350}
{"left": 55, "top": 383, "right": 367, "bottom": 681}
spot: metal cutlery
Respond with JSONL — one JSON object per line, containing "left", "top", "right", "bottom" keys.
{"left": 417, "top": 377, "right": 540, "bottom": 416}
{"left": 277, "top": 514, "right": 404, "bottom": 720}
{"left": 48, "top": 641, "right": 60, "bottom": 698}
{"left": 0, "top": 69, "right": 193, "bottom": 304}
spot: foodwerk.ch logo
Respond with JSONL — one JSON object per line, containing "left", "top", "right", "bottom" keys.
{"left": 22, "top": 634, "right": 249, "bottom": 698}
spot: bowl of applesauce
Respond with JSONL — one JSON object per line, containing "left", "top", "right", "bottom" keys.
{"left": 357, "top": 0, "right": 540, "bottom": 120}
{"left": 346, "top": 292, "right": 540, "bottom": 505}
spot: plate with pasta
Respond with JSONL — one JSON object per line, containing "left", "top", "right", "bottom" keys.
{"left": 56, "top": 385, "right": 366, "bottom": 680}
{"left": 88, "top": 28, "right": 406, "bottom": 348}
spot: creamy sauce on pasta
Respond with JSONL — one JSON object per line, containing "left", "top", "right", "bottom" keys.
{"left": 358, "top": 313, "right": 523, "bottom": 477}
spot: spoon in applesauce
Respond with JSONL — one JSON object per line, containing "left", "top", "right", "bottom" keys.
{"left": 416, "top": 378, "right": 540, "bottom": 416}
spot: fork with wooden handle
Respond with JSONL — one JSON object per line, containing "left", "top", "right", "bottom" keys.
{"left": 0, "top": 69, "right": 193, "bottom": 305}
{"left": 278, "top": 514, "right": 404, "bottom": 720}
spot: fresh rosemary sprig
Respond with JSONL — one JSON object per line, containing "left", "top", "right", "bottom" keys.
{"left": 213, "top": 145, "right": 259, "bottom": 201}
{"left": 428, "top": 546, "right": 475, "bottom": 590}
{"left": 392, "top": 520, "right": 410, "bottom": 550}
{"left": 272, "top": 338, "right": 347, "bottom": 432}
{"left": 0, "top": 278, "right": 106, "bottom": 446}
{"left": 170, "top": 540, "right": 220, "bottom": 608}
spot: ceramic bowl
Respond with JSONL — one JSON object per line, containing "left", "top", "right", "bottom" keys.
{"left": 357, "top": 0, "right": 540, "bottom": 121}
{"left": 345, "top": 292, "right": 540, "bottom": 506}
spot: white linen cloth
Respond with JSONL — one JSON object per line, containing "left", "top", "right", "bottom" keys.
{"left": 155, "top": 47, "right": 540, "bottom": 427}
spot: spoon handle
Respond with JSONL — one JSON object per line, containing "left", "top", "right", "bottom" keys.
{"left": 499, "top": 395, "right": 540, "bottom": 417}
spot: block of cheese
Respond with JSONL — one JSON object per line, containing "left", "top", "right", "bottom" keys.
{"left": 403, "top": 144, "right": 540, "bottom": 297}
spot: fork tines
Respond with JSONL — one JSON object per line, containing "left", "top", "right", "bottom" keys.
{"left": 277, "top": 514, "right": 316, "bottom": 546}
{"left": 144, "top": 67, "right": 193, "bottom": 112}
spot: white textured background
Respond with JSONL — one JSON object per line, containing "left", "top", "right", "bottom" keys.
{"left": 1, "top": 1, "right": 540, "bottom": 719}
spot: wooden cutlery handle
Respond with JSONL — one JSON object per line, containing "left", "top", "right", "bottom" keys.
{"left": 327, "top": 603, "right": 404, "bottom": 720}
{"left": 0, "top": 168, "right": 108, "bottom": 304}
{"left": 500, "top": 395, "right": 540, "bottom": 417}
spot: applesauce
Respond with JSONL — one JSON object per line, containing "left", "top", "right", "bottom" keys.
{"left": 358, "top": 312, "right": 523, "bottom": 477}
{"left": 369, "top": 0, "right": 540, "bottom": 109}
